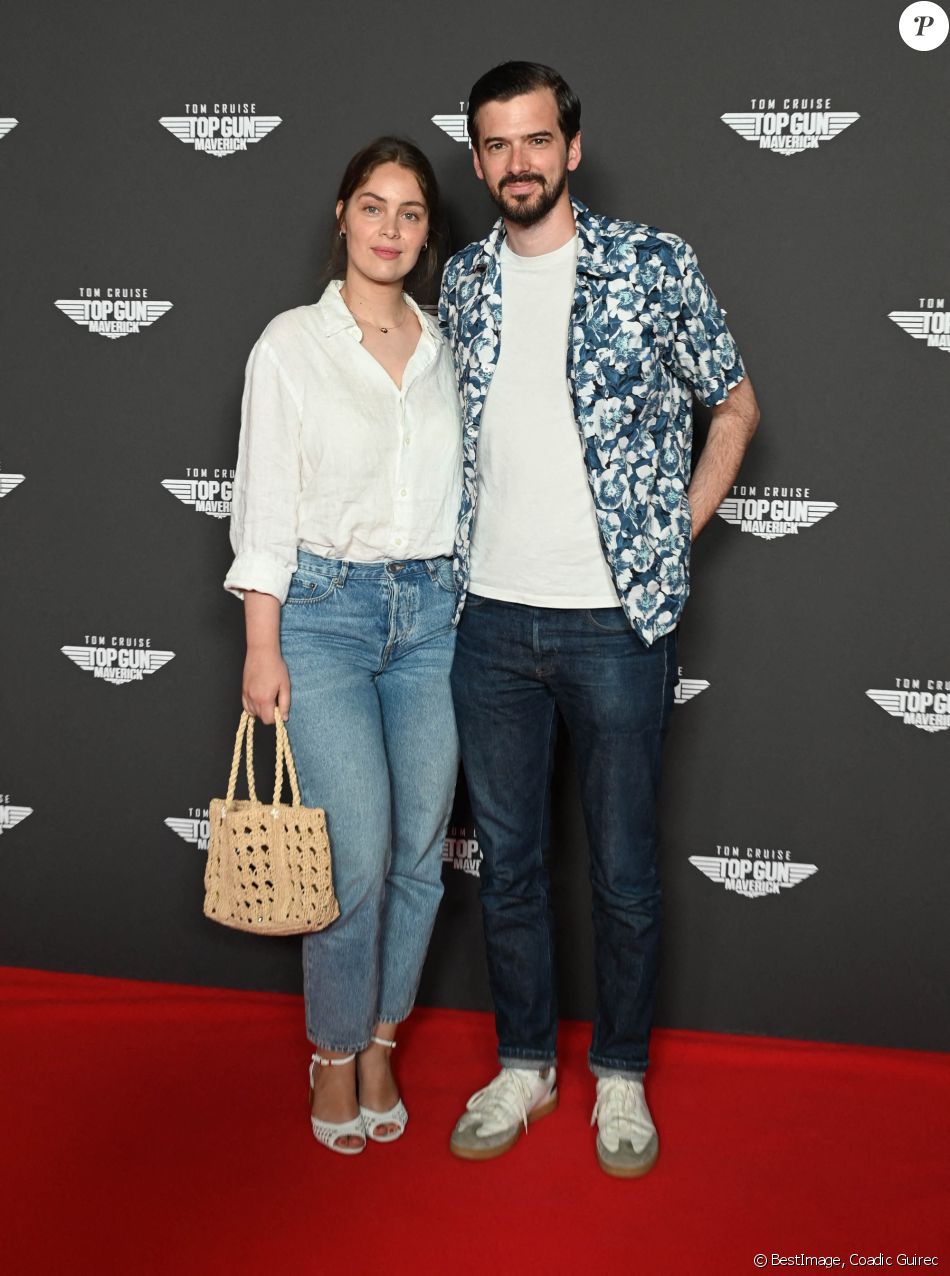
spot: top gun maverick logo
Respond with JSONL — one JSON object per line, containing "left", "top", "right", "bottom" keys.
{"left": 866, "top": 677, "right": 950, "bottom": 734}
{"left": 722, "top": 98, "right": 859, "bottom": 156}
{"left": 165, "top": 808, "right": 211, "bottom": 852}
{"left": 717, "top": 485, "right": 837, "bottom": 540}
{"left": 889, "top": 298, "right": 950, "bottom": 354}
{"left": 690, "top": 844, "right": 819, "bottom": 899}
{"left": 55, "top": 288, "right": 172, "bottom": 340}
{"left": 162, "top": 468, "right": 234, "bottom": 519}
{"left": 432, "top": 103, "right": 471, "bottom": 148}
{"left": 62, "top": 635, "right": 176, "bottom": 686}
{"left": 160, "top": 103, "right": 281, "bottom": 157}
{"left": 0, "top": 118, "right": 17, "bottom": 141}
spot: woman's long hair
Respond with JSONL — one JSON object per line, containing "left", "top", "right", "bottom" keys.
{"left": 326, "top": 136, "right": 445, "bottom": 300}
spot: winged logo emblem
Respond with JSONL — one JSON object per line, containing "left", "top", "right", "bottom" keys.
{"left": 888, "top": 311, "right": 950, "bottom": 352}
{"left": 866, "top": 688, "right": 949, "bottom": 734}
{"left": 61, "top": 645, "right": 96, "bottom": 672}
{"left": 165, "top": 817, "right": 204, "bottom": 847}
{"left": 721, "top": 111, "right": 859, "bottom": 155}
{"left": 54, "top": 299, "right": 173, "bottom": 339}
{"left": 0, "top": 472, "right": 25, "bottom": 499}
{"left": 675, "top": 678, "right": 710, "bottom": 706}
{"left": 0, "top": 805, "right": 33, "bottom": 835}
{"left": 0, "top": 118, "right": 18, "bottom": 141}
{"left": 689, "top": 856, "right": 728, "bottom": 884}
{"left": 161, "top": 479, "right": 230, "bottom": 518}
{"left": 689, "top": 855, "right": 818, "bottom": 895}
{"left": 61, "top": 645, "right": 176, "bottom": 683}
{"left": 715, "top": 498, "right": 744, "bottom": 527}
{"left": 717, "top": 497, "right": 837, "bottom": 539}
{"left": 159, "top": 115, "right": 282, "bottom": 156}
{"left": 432, "top": 115, "right": 470, "bottom": 147}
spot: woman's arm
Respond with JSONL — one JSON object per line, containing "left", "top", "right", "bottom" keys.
{"left": 241, "top": 590, "right": 291, "bottom": 725}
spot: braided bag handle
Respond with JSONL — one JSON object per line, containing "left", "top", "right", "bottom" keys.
{"left": 224, "top": 711, "right": 258, "bottom": 806}
{"left": 224, "top": 711, "right": 301, "bottom": 809}
{"left": 274, "top": 714, "right": 302, "bottom": 807}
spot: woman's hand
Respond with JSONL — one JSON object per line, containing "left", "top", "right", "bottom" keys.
{"left": 241, "top": 590, "right": 290, "bottom": 724}
{"left": 242, "top": 648, "right": 291, "bottom": 724}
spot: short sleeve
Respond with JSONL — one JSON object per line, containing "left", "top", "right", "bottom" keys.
{"left": 667, "top": 240, "right": 746, "bottom": 407}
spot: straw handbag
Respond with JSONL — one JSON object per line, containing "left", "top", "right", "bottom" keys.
{"left": 204, "top": 712, "right": 340, "bottom": 935}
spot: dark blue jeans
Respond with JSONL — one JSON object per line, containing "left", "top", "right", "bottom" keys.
{"left": 451, "top": 595, "right": 677, "bottom": 1077}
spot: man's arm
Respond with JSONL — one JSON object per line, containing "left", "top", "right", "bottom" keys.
{"left": 687, "top": 376, "right": 760, "bottom": 540}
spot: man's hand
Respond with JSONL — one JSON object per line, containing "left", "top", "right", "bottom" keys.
{"left": 687, "top": 376, "right": 760, "bottom": 539}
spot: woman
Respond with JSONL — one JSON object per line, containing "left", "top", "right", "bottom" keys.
{"left": 224, "top": 137, "right": 462, "bottom": 1155}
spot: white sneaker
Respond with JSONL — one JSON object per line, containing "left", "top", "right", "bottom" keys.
{"left": 591, "top": 1075, "right": 659, "bottom": 1177}
{"left": 450, "top": 1066, "right": 558, "bottom": 1160}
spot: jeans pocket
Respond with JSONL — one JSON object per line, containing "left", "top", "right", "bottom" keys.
{"left": 284, "top": 571, "right": 340, "bottom": 605}
{"left": 585, "top": 606, "right": 631, "bottom": 634}
{"left": 432, "top": 557, "right": 457, "bottom": 594}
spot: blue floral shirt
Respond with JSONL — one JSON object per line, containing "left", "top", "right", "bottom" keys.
{"left": 439, "top": 199, "right": 746, "bottom": 644}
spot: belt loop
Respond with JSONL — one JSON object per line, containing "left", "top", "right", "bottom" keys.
{"left": 337, "top": 560, "right": 349, "bottom": 586}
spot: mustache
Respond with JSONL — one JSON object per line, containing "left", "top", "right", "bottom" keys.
{"left": 498, "top": 172, "right": 547, "bottom": 191}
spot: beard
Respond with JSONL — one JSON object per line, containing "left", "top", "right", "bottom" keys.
{"left": 488, "top": 167, "right": 568, "bottom": 227}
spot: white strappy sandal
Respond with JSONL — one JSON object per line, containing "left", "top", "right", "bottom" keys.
{"left": 308, "top": 1052, "right": 366, "bottom": 1156}
{"left": 359, "top": 1036, "right": 409, "bottom": 1143}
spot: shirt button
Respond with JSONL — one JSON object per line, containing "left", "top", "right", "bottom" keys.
{"left": 403, "top": 436, "right": 411, "bottom": 447}
{"left": 395, "top": 537, "right": 403, "bottom": 546}
{"left": 400, "top": 488, "right": 407, "bottom": 497}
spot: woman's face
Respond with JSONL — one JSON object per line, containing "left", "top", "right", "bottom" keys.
{"left": 337, "top": 161, "right": 429, "bottom": 288}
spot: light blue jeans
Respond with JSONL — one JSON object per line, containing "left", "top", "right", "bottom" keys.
{"left": 279, "top": 550, "right": 458, "bottom": 1053}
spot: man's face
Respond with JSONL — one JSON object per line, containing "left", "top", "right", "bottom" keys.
{"left": 472, "top": 88, "right": 581, "bottom": 227}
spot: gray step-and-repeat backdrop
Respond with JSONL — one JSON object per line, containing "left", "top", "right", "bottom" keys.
{"left": 1, "top": 1, "right": 947, "bottom": 1052}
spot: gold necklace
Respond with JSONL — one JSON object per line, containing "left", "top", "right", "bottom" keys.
{"left": 342, "top": 286, "right": 410, "bottom": 334}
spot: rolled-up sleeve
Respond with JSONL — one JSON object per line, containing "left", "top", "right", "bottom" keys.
{"left": 224, "top": 336, "right": 302, "bottom": 603}
{"left": 668, "top": 240, "right": 746, "bottom": 408}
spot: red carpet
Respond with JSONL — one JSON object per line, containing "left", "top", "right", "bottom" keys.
{"left": 1, "top": 967, "right": 947, "bottom": 1275}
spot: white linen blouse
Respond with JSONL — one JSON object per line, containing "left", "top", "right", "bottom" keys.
{"left": 224, "top": 279, "right": 462, "bottom": 603}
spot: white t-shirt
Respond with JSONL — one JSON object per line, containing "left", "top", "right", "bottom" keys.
{"left": 224, "top": 280, "right": 462, "bottom": 604}
{"left": 469, "top": 236, "right": 621, "bottom": 608}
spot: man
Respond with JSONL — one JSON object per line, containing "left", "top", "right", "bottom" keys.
{"left": 439, "top": 62, "right": 759, "bottom": 1177}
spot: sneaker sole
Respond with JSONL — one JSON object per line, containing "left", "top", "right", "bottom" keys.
{"left": 595, "top": 1139, "right": 658, "bottom": 1179}
{"left": 449, "top": 1088, "right": 559, "bottom": 1161}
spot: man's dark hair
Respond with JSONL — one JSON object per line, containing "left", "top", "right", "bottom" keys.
{"left": 466, "top": 61, "right": 581, "bottom": 150}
